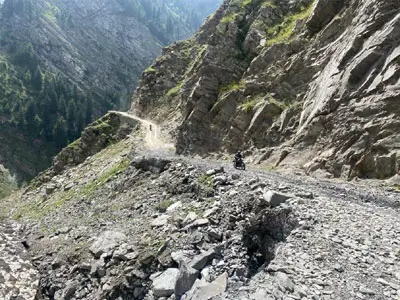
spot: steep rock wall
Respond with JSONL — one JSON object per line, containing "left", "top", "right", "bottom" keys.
{"left": 132, "top": 0, "right": 400, "bottom": 179}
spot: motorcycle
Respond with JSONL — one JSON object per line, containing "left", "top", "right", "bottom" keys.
{"left": 233, "top": 157, "right": 246, "bottom": 170}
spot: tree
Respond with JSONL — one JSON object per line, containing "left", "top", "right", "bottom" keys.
{"left": 24, "top": 99, "right": 36, "bottom": 126}
{"left": 52, "top": 117, "right": 68, "bottom": 149}
{"left": 31, "top": 65, "right": 43, "bottom": 90}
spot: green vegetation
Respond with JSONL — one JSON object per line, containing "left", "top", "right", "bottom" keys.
{"left": 13, "top": 158, "right": 131, "bottom": 220}
{"left": 0, "top": 167, "right": 16, "bottom": 199}
{"left": 262, "top": 1, "right": 278, "bottom": 8}
{"left": 220, "top": 13, "right": 238, "bottom": 23}
{"left": 265, "top": 1, "right": 315, "bottom": 46}
{"left": 80, "top": 158, "right": 130, "bottom": 197}
{"left": 144, "top": 66, "right": 156, "bottom": 74}
{"left": 239, "top": 98, "right": 263, "bottom": 112}
{"left": 239, "top": 93, "right": 298, "bottom": 112}
{"left": 116, "top": 0, "right": 220, "bottom": 45}
{"left": 241, "top": 0, "right": 253, "bottom": 8}
{"left": 0, "top": 42, "right": 95, "bottom": 150}
{"left": 42, "top": 1, "right": 60, "bottom": 26}
{"left": 167, "top": 81, "right": 184, "bottom": 97}
{"left": 156, "top": 198, "right": 175, "bottom": 212}
{"left": 198, "top": 174, "right": 214, "bottom": 188}
{"left": 219, "top": 80, "right": 247, "bottom": 93}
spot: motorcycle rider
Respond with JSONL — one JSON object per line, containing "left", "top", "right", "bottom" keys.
{"left": 234, "top": 150, "right": 243, "bottom": 166}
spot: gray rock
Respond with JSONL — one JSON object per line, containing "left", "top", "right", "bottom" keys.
{"left": 359, "top": 287, "right": 376, "bottom": 295}
{"left": 206, "top": 169, "right": 216, "bottom": 176}
{"left": 333, "top": 264, "right": 344, "bottom": 273}
{"left": 190, "top": 248, "right": 217, "bottom": 270}
{"left": 263, "top": 190, "right": 292, "bottom": 207}
{"left": 151, "top": 215, "right": 170, "bottom": 227}
{"left": 62, "top": 280, "right": 78, "bottom": 299}
{"left": 174, "top": 262, "right": 199, "bottom": 298}
{"left": 214, "top": 175, "right": 228, "bottom": 185}
{"left": 89, "top": 231, "right": 127, "bottom": 258}
{"left": 183, "top": 212, "right": 198, "bottom": 226}
{"left": 152, "top": 268, "right": 180, "bottom": 297}
{"left": 185, "top": 272, "right": 228, "bottom": 300}
{"left": 167, "top": 201, "right": 183, "bottom": 212}
{"left": 275, "top": 272, "right": 295, "bottom": 292}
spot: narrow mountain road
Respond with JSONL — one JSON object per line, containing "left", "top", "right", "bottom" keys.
{"left": 110, "top": 111, "right": 174, "bottom": 150}
{"left": 112, "top": 111, "right": 400, "bottom": 210}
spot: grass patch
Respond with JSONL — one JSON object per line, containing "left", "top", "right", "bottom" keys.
{"left": 262, "top": 1, "right": 278, "bottom": 8}
{"left": 241, "top": 0, "right": 252, "bottom": 8}
{"left": 167, "top": 81, "right": 184, "bottom": 97}
{"left": 219, "top": 80, "right": 246, "bottom": 93}
{"left": 239, "top": 98, "right": 263, "bottom": 112}
{"left": 220, "top": 13, "right": 238, "bottom": 24}
{"left": 13, "top": 158, "right": 131, "bottom": 220}
{"left": 265, "top": 1, "right": 315, "bottom": 46}
{"left": 80, "top": 158, "right": 131, "bottom": 197}
{"left": 156, "top": 198, "right": 175, "bottom": 213}
{"left": 144, "top": 66, "right": 156, "bottom": 74}
{"left": 198, "top": 174, "right": 214, "bottom": 188}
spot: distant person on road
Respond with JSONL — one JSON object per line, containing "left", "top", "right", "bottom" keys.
{"left": 149, "top": 124, "right": 152, "bottom": 131}
{"left": 235, "top": 150, "right": 242, "bottom": 162}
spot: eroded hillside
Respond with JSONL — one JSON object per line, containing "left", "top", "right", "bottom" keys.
{"left": 132, "top": 0, "right": 400, "bottom": 180}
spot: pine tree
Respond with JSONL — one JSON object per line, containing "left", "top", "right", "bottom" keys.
{"left": 52, "top": 117, "right": 68, "bottom": 148}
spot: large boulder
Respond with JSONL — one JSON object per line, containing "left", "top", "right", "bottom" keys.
{"left": 152, "top": 268, "right": 180, "bottom": 297}
{"left": 185, "top": 272, "right": 228, "bottom": 300}
{"left": 174, "top": 262, "right": 199, "bottom": 298}
{"left": 89, "top": 231, "right": 127, "bottom": 258}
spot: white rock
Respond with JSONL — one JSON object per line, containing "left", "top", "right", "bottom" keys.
{"left": 151, "top": 215, "right": 170, "bottom": 227}
{"left": 167, "top": 201, "right": 183, "bottom": 213}
{"left": 89, "top": 231, "right": 127, "bottom": 258}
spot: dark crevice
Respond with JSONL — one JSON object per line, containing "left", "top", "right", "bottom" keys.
{"left": 242, "top": 207, "right": 297, "bottom": 276}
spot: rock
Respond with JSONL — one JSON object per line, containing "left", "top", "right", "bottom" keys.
{"left": 203, "top": 207, "right": 219, "bottom": 218}
{"left": 333, "top": 264, "right": 344, "bottom": 273}
{"left": 295, "top": 191, "right": 314, "bottom": 199}
{"left": 133, "top": 156, "right": 171, "bottom": 173}
{"left": 0, "top": 222, "right": 40, "bottom": 300}
{"left": 359, "top": 287, "right": 376, "bottom": 295}
{"left": 91, "top": 261, "right": 106, "bottom": 278}
{"left": 208, "top": 229, "right": 223, "bottom": 241}
{"left": 275, "top": 272, "right": 295, "bottom": 292}
{"left": 183, "top": 212, "right": 198, "bottom": 226}
{"left": 152, "top": 268, "right": 180, "bottom": 297}
{"left": 206, "top": 169, "right": 216, "bottom": 176}
{"left": 263, "top": 190, "right": 292, "bottom": 207}
{"left": 151, "top": 215, "right": 170, "bottom": 227}
{"left": 89, "top": 231, "right": 127, "bottom": 258}
{"left": 185, "top": 218, "right": 209, "bottom": 229}
{"left": 185, "top": 272, "right": 228, "bottom": 300}
{"left": 174, "top": 262, "right": 199, "bottom": 298}
{"left": 167, "top": 201, "right": 183, "bottom": 212}
{"left": 214, "top": 175, "right": 228, "bottom": 185}
{"left": 190, "top": 248, "right": 217, "bottom": 270}
{"left": 201, "top": 267, "right": 212, "bottom": 282}
{"left": 62, "top": 280, "right": 78, "bottom": 299}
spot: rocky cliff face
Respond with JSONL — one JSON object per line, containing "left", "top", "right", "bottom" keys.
{"left": 132, "top": 0, "right": 400, "bottom": 180}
